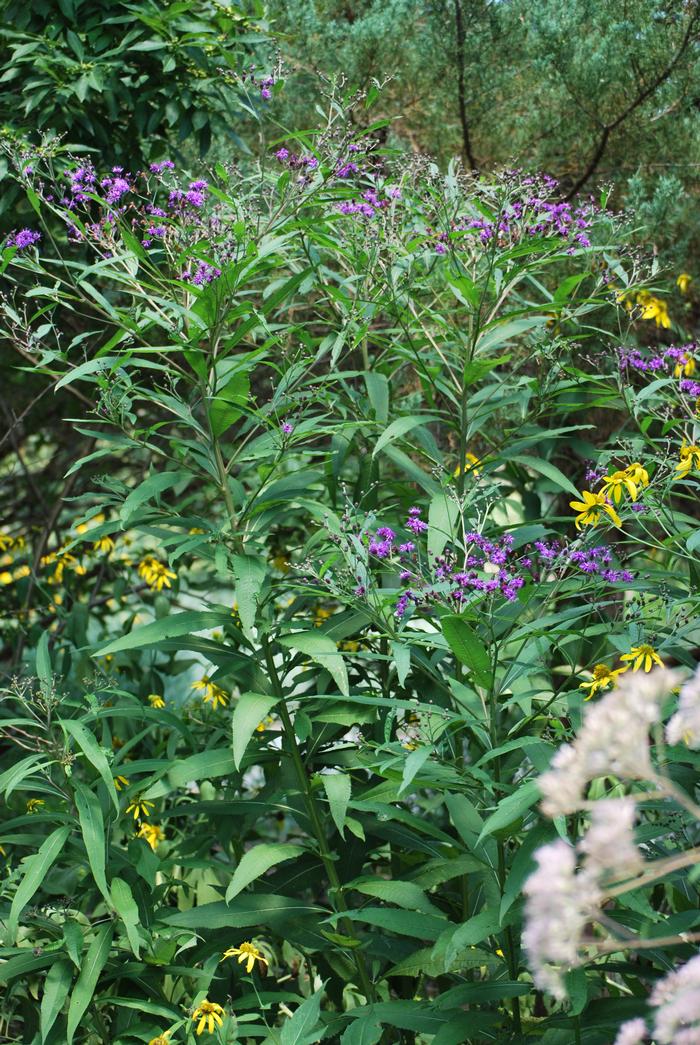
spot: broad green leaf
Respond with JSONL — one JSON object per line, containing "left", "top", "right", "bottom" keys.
{"left": 0, "top": 753, "right": 53, "bottom": 799}
{"left": 322, "top": 772, "right": 351, "bottom": 837}
{"left": 280, "top": 631, "right": 349, "bottom": 696}
{"left": 168, "top": 748, "right": 236, "bottom": 787}
{"left": 163, "top": 895, "right": 325, "bottom": 929}
{"left": 349, "top": 878, "right": 441, "bottom": 916}
{"left": 120, "top": 470, "right": 187, "bottom": 524}
{"left": 364, "top": 372, "right": 389, "bottom": 423}
{"left": 209, "top": 371, "right": 250, "bottom": 437}
{"left": 280, "top": 985, "right": 324, "bottom": 1045}
{"left": 74, "top": 782, "right": 110, "bottom": 905}
{"left": 340, "top": 1012, "right": 383, "bottom": 1045}
{"left": 512, "top": 454, "right": 580, "bottom": 497}
{"left": 60, "top": 719, "right": 118, "bottom": 813}
{"left": 9, "top": 827, "right": 71, "bottom": 940}
{"left": 225, "top": 843, "right": 305, "bottom": 902}
{"left": 96, "top": 610, "right": 233, "bottom": 655}
{"left": 233, "top": 554, "right": 267, "bottom": 637}
{"left": 232, "top": 692, "right": 279, "bottom": 769}
{"left": 442, "top": 908, "right": 501, "bottom": 968}
{"left": 391, "top": 641, "right": 411, "bottom": 686}
{"left": 36, "top": 631, "right": 51, "bottom": 698}
{"left": 372, "top": 415, "right": 437, "bottom": 458}
{"left": 337, "top": 908, "right": 448, "bottom": 940}
{"left": 398, "top": 746, "right": 431, "bottom": 796}
{"left": 111, "top": 878, "right": 141, "bottom": 957}
{"left": 477, "top": 779, "right": 540, "bottom": 843}
{"left": 66, "top": 923, "right": 113, "bottom": 1044}
{"left": 441, "top": 617, "right": 492, "bottom": 689}
{"left": 40, "top": 960, "right": 72, "bottom": 1043}
{"left": 475, "top": 315, "right": 546, "bottom": 354}
{"left": 427, "top": 491, "right": 459, "bottom": 560}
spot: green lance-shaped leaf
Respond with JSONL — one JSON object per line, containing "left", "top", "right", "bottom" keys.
{"left": 95, "top": 609, "right": 234, "bottom": 655}
{"left": 427, "top": 491, "right": 459, "bottom": 561}
{"left": 477, "top": 779, "right": 541, "bottom": 844}
{"left": 40, "top": 960, "right": 73, "bottom": 1043}
{"left": 66, "top": 923, "right": 113, "bottom": 1044}
{"left": 340, "top": 1012, "right": 383, "bottom": 1045}
{"left": 74, "top": 781, "right": 111, "bottom": 905}
{"left": 441, "top": 616, "right": 492, "bottom": 690}
{"left": 372, "top": 414, "right": 437, "bottom": 458}
{"left": 110, "top": 878, "right": 141, "bottom": 957}
{"left": 225, "top": 843, "right": 305, "bottom": 903}
{"left": 233, "top": 553, "right": 267, "bottom": 637}
{"left": 279, "top": 631, "right": 349, "bottom": 696}
{"left": 511, "top": 454, "right": 580, "bottom": 497}
{"left": 232, "top": 692, "right": 280, "bottom": 769}
{"left": 60, "top": 719, "right": 119, "bottom": 813}
{"left": 119, "top": 469, "right": 188, "bottom": 524}
{"left": 321, "top": 772, "right": 351, "bottom": 838}
{"left": 280, "top": 985, "right": 325, "bottom": 1045}
{"left": 209, "top": 371, "right": 250, "bottom": 437}
{"left": 35, "top": 630, "right": 52, "bottom": 699}
{"left": 9, "top": 826, "right": 71, "bottom": 941}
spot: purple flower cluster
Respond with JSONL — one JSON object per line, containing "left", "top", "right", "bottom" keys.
{"left": 338, "top": 186, "right": 401, "bottom": 219}
{"left": 168, "top": 180, "right": 209, "bottom": 210}
{"left": 618, "top": 344, "right": 698, "bottom": 399}
{"left": 6, "top": 228, "right": 41, "bottom": 250}
{"left": 180, "top": 260, "right": 221, "bottom": 286}
{"left": 101, "top": 170, "right": 131, "bottom": 205}
{"left": 149, "top": 160, "right": 175, "bottom": 174}
{"left": 274, "top": 149, "right": 319, "bottom": 172}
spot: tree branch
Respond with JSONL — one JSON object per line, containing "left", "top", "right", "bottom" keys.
{"left": 453, "top": 0, "right": 479, "bottom": 171}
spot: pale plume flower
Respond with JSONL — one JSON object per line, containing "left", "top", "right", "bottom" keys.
{"left": 666, "top": 664, "right": 700, "bottom": 749}
{"left": 579, "top": 798, "right": 643, "bottom": 879}
{"left": 613, "top": 1017, "right": 648, "bottom": 1045}
{"left": 539, "top": 668, "right": 684, "bottom": 816}
{"left": 651, "top": 954, "right": 700, "bottom": 1043}
{"left": 522, "top": 839, "right": 602, "bottom": 1001}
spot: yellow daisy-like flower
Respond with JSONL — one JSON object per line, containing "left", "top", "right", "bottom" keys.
{"left": 620, "top": 644, "right": 664, "bottom": 673}
{"left": 125, "top": 797, "right": 155, "bottom": 820}
{"left": 255, "top": 716, "right": 274, "bottom": 732}
{"left": 137, "top": 555, "right": 177, "bottom": 591}
{"left": 454, "top": 451, "right": 481, "bottom": 478}
{"left": 579, "top": 663, "right": 628, "bottom": 699}
{"left": 148, "top": 1034, "right": 170, "bottom": 1045}
{"left": 0, "top": 533, "right": 14, "bottom": 552}
{"left": 138, "top": 823, "right": 165, "bottom": 851}
{"left": 312, "top": 605, "right": 333, "bottom": 627}
{"left": 148, "top": 694, "right": 166, "bottom": 708}
{"left": 676, "top": 443, "right": 700, "bottom": 479}
{"left": 674, "top": 353, "right": 696, "bottom": 378}
{"left": 624, "top": 462, "right": 649, "bottom": 488}
{"left": 193, "top": 676, "right": 229, "bottom": 709}
{"left": 0, "top": 570, "right": 13, "bottom": 585}
{"left": 113, "top": 775, "right": 130, "bottom": 791}
{"left": 12, "top": 564, "right": 30, "bottom": 580}
{"left": 93, "top": 536, "right": 115, "bottom": 554}
{"left": 569, "top": 490, "right": 621, "bottom": 530}
{"left": 222, "top": 940, "right": 268, "bottom": 974}
{"left": 192, "top": 1000, "right": 225, "bottom": 1036}
{"left": 637, "top": 291, "right": 671, "bottom": 329}
{"left": 600, "top": 469, "right": 638, "bottom": 504}
{"left": 26, "top": 799, "right": 45, "bottom": 814}
{"left": 677, "top": 272, "right": 692, "bottom": 294}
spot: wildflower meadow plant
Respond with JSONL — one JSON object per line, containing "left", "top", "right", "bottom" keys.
{"left": 0, "top": 85, "right": 698, "bottom": 1044}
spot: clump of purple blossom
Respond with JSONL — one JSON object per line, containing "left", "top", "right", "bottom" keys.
{"left": 180, "top": 260, "right": 221, "bottom": 286}
{"left": 6, "top": 228, "right": 41, "bottom": 250}
{"left": 618, "top": 343, "right": 698, "bottom": 400}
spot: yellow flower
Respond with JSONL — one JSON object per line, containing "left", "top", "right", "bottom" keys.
{"left": 113, "top": 775, "right": 130, "bottom": 790}
{"left": 674, "top": 353, "right": 696, "bottom": 378}
{"left": 26, "top": 799, "right": 45, "bottom": 814}
{"left": 255, "top": 716, "right": 274, "bottom": 732}
{"left": 579, "top": 663, "right": 628, "bottom": 699}
{"left": 676, "top": 443, "right": 700, "bottom": 479}
{"left": 0, "top": 571, "right": 13, "bottom": 585}
{"left": 271, "top": 552, "right": 289, "bottom": 572}
{"left": 93, "top": 536, "right": 115, "bottom": 554}
{"left": 137, "top": 823, "right": 165, "bottom": 851}
{"left": 12, "top": 564, "right": 30, "bottom": 580}
{"left": 137, "top": 555, "right": 177, "bottom": 591}
{"left": 454, "top": 451, "right": 481, "bottom": 477}
{"left": 148, "top": 1034, "right": 170, "bottom": 1045}
{"left": 677, "top": 272, "right": 692, "bottom": 294}
{"left": 312, "top": 605, "right": 333, "bottom": 627}
{"left": 0, "top": 533, "right": 13, "bottom": 552}
{"left": 620, "top": 644, "right": 663, "bottom": 673}
{"left": 569, "top": 490, "right": 621, "bottom": 529}
{"left": 637, "top": 291, "right": 671, "bottom": 329}
{"left": 126, "top": 797, "right": 155, "bottom": 820}
{"left": 0, "top": 844, "right": 6, "bottom": 857}
{"left": 624, "top": 462, "right": 649, "bottom": 488}
{"left": 222, "top": 940, "right": 269, "bottom": 974}
{"left": 148, "top": 694, "right": 166, "bottom": 708}
{"left": 600, "top": 469, "right": 638, "bottom": 504}
{"left": 192, "top": 1000, "right": 225, "bottom": 1035}
{"left": 193, "top": 676, "right": 229, "bottom": 709}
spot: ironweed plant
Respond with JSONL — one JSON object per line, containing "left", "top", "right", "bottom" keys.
{"left": 0, "top": 89, "right": 699, "bottom": 1044}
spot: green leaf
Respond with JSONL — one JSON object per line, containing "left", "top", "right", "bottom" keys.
{"left": 340, "top": 1012, "right": 383, "bottom": 1045}
{"left": 225, "top": 843, "right": 305, "bottom": 902}
{"left": 398, "top": 746, "right": 431, "bottom": 796}
{"left": 120, "top": 470, "right": 187, "bottom": 524}
{"left": 74, "top": 782, "right": 110, "bottom": 905}
{"left": 322, "top": 772, "right": 351, "bottom": 837}
{"left": 60, "top": 719, "right": 119, "bottom": 814}
{"left": 9, "top": 827, "right": 71, "bottom": 941}
{"left": 209, "top": 372, "right": 250, "bottom": 437}
{"left": 168, "top": 748, "right": 236, "bottom": 787}
{"left": 110, "top": 878, "right": 141, "bottom": 958}
{"left": 40, "top": 959, "right": 72, "bottom": 1042}
{"left": 512, "top": 454, "right": 580, "bottom": 497}
{"left": 232, "top": 692, "right": 279, "bottom": 769}
{"left": 350, "top": 878, "right": 441, "bottom": 916}
{"left": 36, "top": 631, "right": 52, "bottom": 698}
{"left": 441, "top": 617, "right": 492, "bottom": 689}
{"left": 95, "top": 610, "right": 233, "bottom": 655}
{"left": 372, "top": 415, "right": 437, "bottom": 458}
{"left": 0, "top": 753, "right": 52, "bottom": 799}
{"left": 66, "top": 923, "right": 113, "bottom": 1044}
{"left": 280, "top": 985, "right": 324, "bottom": 1045}
{"left": 442, "top": 908, "right": 501, "bottom": 968}
{"left": 279, "top": 632, "right": 349, "bottom": 697}
{"left": 391, "top": 641, "right": 411, "bottom": 686}
{"left": 233, "top": 554, "right": 267, "bottom": 637}
{"left": 477, "top": 779, "right": 540, "bottom": 843}
{"left": 162, "top": 895, "right": 325, "bottom": 930}
{"left": 427, "top": 491, "right": 459, "bottom": 561}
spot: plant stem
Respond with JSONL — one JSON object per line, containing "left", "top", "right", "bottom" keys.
{"left": 263, "top": 640, "right": 376, "bottom": 1002}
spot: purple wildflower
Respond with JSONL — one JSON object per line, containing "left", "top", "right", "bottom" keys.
{"left": 7, "top": 228, "right": 41, "bottom": 250}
